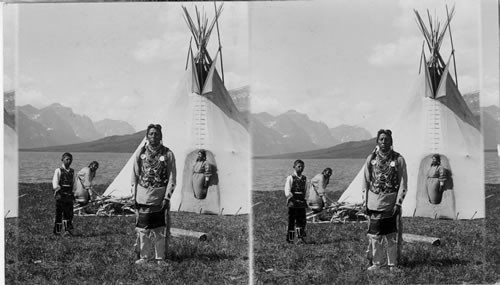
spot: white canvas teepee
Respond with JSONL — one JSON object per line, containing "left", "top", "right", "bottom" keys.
{"left": 339, "top": 8, "right": 484, "bottom": 220}
{"left": 103, "top": 5, "right": 250, "bottom": 216}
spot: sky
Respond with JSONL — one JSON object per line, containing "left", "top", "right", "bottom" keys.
{"left": 4, "top": 2, "right": 249, "bottom": 130}
{"left": 250, "top": 0, "right": 497, "bottom": 135}
{"left": 480, "top": 0, "right": 500, "bottom": 110}
{"left": 3, "top": 0, "right": 498, "bottom": 135}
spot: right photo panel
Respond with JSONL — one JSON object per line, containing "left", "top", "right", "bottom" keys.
{"left": 250, "top": 0, "right": 499, "bottom": 283}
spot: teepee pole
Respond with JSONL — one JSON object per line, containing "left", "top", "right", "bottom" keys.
{"left": 235, "top": 207, "right": 242, "bottom": 215}
{"left": 185, "top": 37, "right": 193, "bottom": 70}
{"left": 446, "top": 5, "right": 458, "bottom": 88}
{"left": 419, "top": 40, "right": 425, "bottom": 74}
{"left": 214, "top": 1, "right": 225, "bottom": 83}
{"left": 414, "top": 11, "right": 432, "bottom": 52}
{"left": 427, "top": 9, "right": 434, "bottom": 44}
{"left": 471, "top": 211, "right": 477, "bottom": 219}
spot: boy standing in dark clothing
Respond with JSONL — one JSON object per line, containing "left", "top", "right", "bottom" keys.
{"left": 284, "top": 159, "right": 307, "bottom": 244}
{"left": 51, "top": 152, "right": 76, "bottom": 236}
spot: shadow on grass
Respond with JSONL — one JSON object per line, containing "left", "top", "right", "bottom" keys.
{"left": 304, "top": 239, "right": 345, "bottom": 245}
{"left": 170, "top": 251, "right": 238, "bottom": 262}
{"left": 73, "top": 231, "right": 130, "bottom": 237}
{"left": 305, "top": 234, "right": 363, "bottom": 245}
{"left": 403, "top": 257, "right": 470, "bottom": 268}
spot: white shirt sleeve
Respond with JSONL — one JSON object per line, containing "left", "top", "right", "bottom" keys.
{"left": 166, "top": 151, "right": 177, "bottom": 200}
{"left": 284, "top": 175, "right": 293, "bottom": 198}
{"left": 396, "top": 156, "right": 408, "bottom": 206}
{"left": 52, "top": 168, "right": 61, "bottom": 191}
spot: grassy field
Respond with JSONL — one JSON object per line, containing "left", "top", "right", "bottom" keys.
{"left": 5, "top": 183, "right": 249, "bottom": 285}
{"left": 253, "top": 184, "right": 500, "bottom": 284}
{"left": 6, "top": 183, "right": 500, "bottom": 284}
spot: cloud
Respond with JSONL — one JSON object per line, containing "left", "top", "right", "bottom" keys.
{"left": 314, "top": 100, "right": 376, "bottom": 129}
{"left": 251, "top": 79, "right": 290, "bottom": 115}
{"left": 480, "top": 74, "right": 499, "bottom": 107}
{"left": 353, "top": 101, "right": 376, "bottom": 115}
{"left": 131, "top": 4, "right": 188, "bottom": 63}
{"left": 119, "top": 93, "right": 142, "bottom": 107}
{"left": 132, "top": 2, "right": 247, "bottom": 72}
{"left": 457, "top": 74, "right": 479, "bottom": 94}
{"left": 264, "top": 88, "right": 377, "bottom": 128}
{"left": 481, "top": 89, "right": 500, "bottom": 107}
{"left": 368, "top": 36, "right": 421, "bottom": 67}
{"left": 16, "top": 88, "right": 46, "bottom": 107}
{"left": 18, "top": 74, "right": 38, "bottom": 86}
{"left": 4, "top": 75, "right": 14, "bottom": 92}
{"left": 396, "top": 0, "right": 479, "bottom": 26}
{"left": 370, "top": 0, "right": 478, "bottom": 70}
{"left": 158, "top": 3, "right": 184, "bottom": 25}
{"left": 132, "top": 33, "right": 186, "bottom": 64}
{"left": 56, "top": 88, "right": 146, "bottom": 129}
{"left": 133, "top": 38, "right": 164, "bottom": 63}
{"left": 251, "top": 94, "right": 283, "bottom": 115}
{"left": 224, "top": 71, "right": 249, "bottom": 90}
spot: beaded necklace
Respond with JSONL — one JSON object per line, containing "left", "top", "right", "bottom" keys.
{"left": 370, "top": 150, "right": 399, "bottom": 194}
{"left": 139, "top": 144, "right": 169, "bottom": 188}
{"left": 144, "top": 144, "right": 163, "bottom": 169}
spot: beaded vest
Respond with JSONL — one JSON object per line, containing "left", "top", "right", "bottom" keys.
{"left": 138, "top": 145, "right": 170, "bottom": 189}
{"left": 368, "top": 151, "right": 400, "bottom": 194}
{"left": 59, "top": 167, "right": 74, "bottom": 195}
{"left": 291, "top": 175, "right": 307, "bottom": 201}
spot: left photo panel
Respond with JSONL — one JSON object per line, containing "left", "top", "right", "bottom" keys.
{"left": 4, "top": 2, "right": 251, "bottom": 283}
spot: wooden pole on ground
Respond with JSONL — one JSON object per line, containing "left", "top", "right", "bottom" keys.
{"left": 171, "top": 228, "right": 208, "bottom": 241}
{"left": 403, "top": 233, "right": 441, "bottom": 246}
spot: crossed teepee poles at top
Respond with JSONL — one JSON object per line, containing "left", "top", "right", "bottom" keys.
{"left": 415, "top": 5, "right": 458, "bottom": 95}
{"left": 183, "top": 3, "right": 225, "bottom": 90}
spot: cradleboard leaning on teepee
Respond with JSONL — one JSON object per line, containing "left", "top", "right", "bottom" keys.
{"left": 103, "top": 4, "right": 250, "bottom": 215}
{"left": 338, "top": 7, "right": 484, "bottom": 220}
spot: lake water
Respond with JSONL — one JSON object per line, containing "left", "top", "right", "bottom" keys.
{"left": 19, "top": 152, "right": 500, "bottom": 187}
{"left": 19, "top": 152, "right": 131, "bottom": 185}
{"left": 252, "top": 158, "right": 365, "bottom": 193}
{"left": 252, "top": 152, "right": 500, "bottom": 192}
{"left": 485, "top": 151, "right": 500, "bottom": 184}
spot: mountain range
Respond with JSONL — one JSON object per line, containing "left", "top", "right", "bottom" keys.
{"left": 18, "top": 87, "right": 249, "bottom": 151}
{"left": 17, "top": 103, "right": 135, "bottom": 149}
{"left": 463, "top": 92, "right": 500, "bottom": 150}
{"left": 24, "top": 130, "right": 146, "bottom": 153}
{"left": 17, "top": 90, "right": 500, "bottom": 156}
{"left": 20, "top": 86, "right": 371, "bottom": 154}
{"left": 260, "top": 92, "right": 500, "bottom": 159}
{"left": 482, "top": 105, "right": 500, "bottom": 150}
{"left": 251, "top": 110, "right": 371, "bottom": 156}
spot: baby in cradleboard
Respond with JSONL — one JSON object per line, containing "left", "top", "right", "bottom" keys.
{"left": 51, "top": 152, "right": 77, "bottom": 236}
{"left": 284, "top": 159, "right": 308, "bottom": 244}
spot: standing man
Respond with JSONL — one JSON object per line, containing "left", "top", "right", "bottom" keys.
{"left": 132, "top": 124, "right": 176, "bottom": 265}
{"left": 363, "top": 129, "right": 408, "bottom": 272}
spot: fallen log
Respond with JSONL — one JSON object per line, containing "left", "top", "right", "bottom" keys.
{"left": 403, "top": 233, "right": 441, "bottom": 246}
{"left": 171, "top": 228, "right": 208, "bottom": 241}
